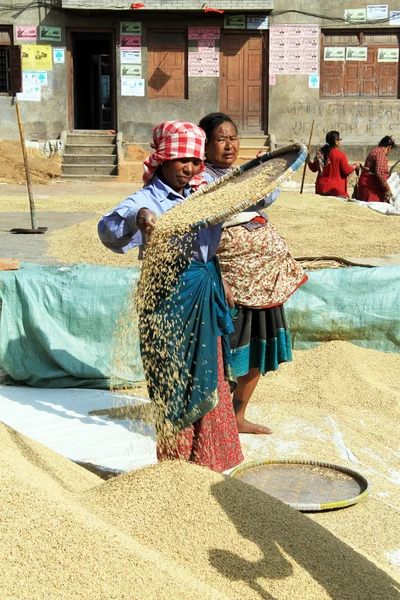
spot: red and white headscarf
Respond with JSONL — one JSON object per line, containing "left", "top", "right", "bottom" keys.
{"left": 143, "top": 120, "right": 206, "bottom": 188}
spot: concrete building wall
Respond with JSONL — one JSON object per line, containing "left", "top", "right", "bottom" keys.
{"left": 0, "top": 0, "right": 399, "bottom": 157}
{"left": 62, "top": 1, "right": 274, "bottom": 10}
{"left": 269, "top": 0, "right": 400, "bottom": 151}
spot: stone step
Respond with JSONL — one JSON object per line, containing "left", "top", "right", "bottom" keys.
{"left": 62, "top": 164, "right": 118, "bottom": 176}
{"left": 66, "top": 134, "right": 116, "bottom": 145}
{"left": 64, "top": 144, "right": 117, "bottom": 155}
{"left": 63, "top": 154, "right": 117, "bottom": 165}
{"left": 61, "top": 174, "right": 118, "bottom": 180}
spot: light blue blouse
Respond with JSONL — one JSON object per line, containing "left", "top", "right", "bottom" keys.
{"left": 98, "top": 174, "right": 220, "bottom": 263}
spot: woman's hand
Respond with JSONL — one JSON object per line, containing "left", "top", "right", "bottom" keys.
{"left": 384, "top": 191, "right": 392, "bottom": 203}
{"left": 222, "top": 277, "right": 235, "bottom": 308}
{"left": 352, "top": 162, "right": 361, "bottom": 170}
{"left": 137, "top": 208, "right": 157, "bottom": 235}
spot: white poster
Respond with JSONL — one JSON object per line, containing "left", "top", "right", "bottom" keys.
{"left": 16, "top": 83, "right": 41, "bottom": 101}
{"left": 377, "top": 48, "right": 399, "bottom": 62}
{"left": 366, "top": 5, "right": 388, "bottom": 20}
{"left": 22, "top": 70, "right": 36, "bottom": 84}
{"left": 389, "top": 10, "right": 400, "bottom": 25}
{"left": 247, "top": 16, "right": 269, "bottom": 30}
{"left": 53, "top": 48, "right": 65, "bottom": 64}
{"left": 36, "top": 70, "right": 48, "bottom": 85}
{"left": 346, "top": 47, "right": 368, "bottom": 61}
{"left": 121, "top": 49, "right": 141, "bottom": 64}
{"left": 309, "top": 74, "right": 320, "bottom": 88}
{"left": 344, "top": 8, "right": 367, "bottom": 23}
{"left": 324, "top": 47, "right": 345, "bottom": 61}
{"left": 121, "top": 77, "right": 145, "bottom": 96}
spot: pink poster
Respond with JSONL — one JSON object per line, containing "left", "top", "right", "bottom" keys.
{"left": 188, "top": 27, "right": 204, "bottom": 40}
{"left": 120, "top": 35, "right": 141, "bottom": 48}
{"left": 269, "top": 74, "right": 276, "bottom": 85}
{"left": 269, "top": 24, "right": 319, "bottom": 74}
{"left": 203, "top": 26, "right": 220, "bottom": 39}
{"left": 199, "top": 39, "right": 215, "bottom": 51}
{"left": 15, "top": 25, "right": 37, "bottom": 42}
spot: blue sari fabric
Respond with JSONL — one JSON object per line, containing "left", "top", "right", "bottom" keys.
{"left": 139, "top": 257, "right": 235, "bottom": 431}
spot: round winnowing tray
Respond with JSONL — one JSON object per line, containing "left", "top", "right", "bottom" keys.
{"left": 169, "top": 142, "right": 308, "bottom": 233}
{"left": 230, "top": 459, "right": 371, "bottom": 512}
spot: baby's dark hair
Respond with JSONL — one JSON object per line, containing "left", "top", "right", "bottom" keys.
{"left": 199, "top": 112, "right": 238, "bottom": 142}
{"left": 378, "top": 135, "right": 396, "bottom": 148}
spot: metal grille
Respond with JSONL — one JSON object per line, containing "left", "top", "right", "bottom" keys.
{"left": 0, "top": 47, "right": 10, "bottom": 93}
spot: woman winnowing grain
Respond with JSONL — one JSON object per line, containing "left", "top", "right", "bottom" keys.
{"left": 199, "top": 112, "right": 308, "bottom": 435}
{"left": 98, "top": 120, "right": 243, "bottom": 473}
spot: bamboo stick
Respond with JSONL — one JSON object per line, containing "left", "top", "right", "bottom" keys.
{"left": 300, "top": 120, "right": 316, "bottom": 195}
{"left": 15, "top": 100, "right": 38, "bottom": 230}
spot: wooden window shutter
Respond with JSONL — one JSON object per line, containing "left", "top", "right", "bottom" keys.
{"left": 321, "top": 62, "right": 344, "bottom": 97}
{"left": 148, "top": 31, "right": 186, "bottom": 99}
{"left": 10, "top": 45, "right": 22, "bottom": 94}
{"left": 345, "top": 62, "right": 360, "bottom": 96}
{"left": 360, "top": 48, "right": 377, "bottom": 97}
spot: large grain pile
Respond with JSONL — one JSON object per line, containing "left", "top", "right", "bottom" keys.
{"left": 0, "top": 141, "right": 61, "bottom": 184}
{"left": 269, "top": 192, "right": 400, "bottom": 258}
{"left": 2, "top": 419, "right": 400, "bottom": 600}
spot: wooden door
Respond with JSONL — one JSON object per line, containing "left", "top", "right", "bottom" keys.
{"left": 220, "top": 33, "right": 264, "bottom": 133}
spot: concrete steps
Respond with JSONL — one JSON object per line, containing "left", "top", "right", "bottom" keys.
{"left": 62, "top": 131, "right": 118, "bottom": 179}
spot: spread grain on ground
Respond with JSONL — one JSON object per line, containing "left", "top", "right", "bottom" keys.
{"left": 2, "top": 419, "right": 400, "bottom": 600}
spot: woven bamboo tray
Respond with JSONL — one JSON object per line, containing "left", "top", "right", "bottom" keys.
{"left": 183, "top": 142, "right": 308, "bottom": 232}
{"left": 230, "top": 459, "right": 371, "bottom": 512}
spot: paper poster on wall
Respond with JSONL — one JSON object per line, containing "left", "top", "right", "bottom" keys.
{"left": 32, "top": 45, "right": 52, "bottom": 70}
{"left": 120, "top": 22, "right": 142, "bottom": 36}
{"left": 224, "top": 15, "right": 246, "bottom": 29}
{"left": 389, "top": 11, "right": 400, "bottom": 25}
{"left": 344, "top": 8, "right": 367, "bottom": 23}
{"left": 22, "top": 70, "right": 36, "bottom": 84}
{"left": 121, "top": 77, "right": 145, "bottom": 96}
{"left": 269, "top": 74, "right": 276, "bottom": 85}
{"left": 366, "top": 5, "right": 388, "bottom": 20}
{"left": 204, "top": 27, "right": 220, "bottom": 39}
{"left": 121, "top": 64, "right": 142, "bottom": 77}
{"left": 188, "top": 52, "right": 219, "bottom": 76}
{"left": 309, "top": 74, "right": 320, "bottom": 88}
{"left": 16, "top": 83, "right": 41, "bottom": 101}
{"left": 377, "top": 48, "right": 399, "bottom": 62}
{"left": 188, "top": 27, "right": 205, "bottom": 40}
{"left": 39, "top": 26, "right": 61, "bottom": 42}
{"left": 53, "top": 48, "right": 65, "bottom": 64}
{"left": 198, "top": 40, "right": 215, "bottom": 51}
{"left": 247, "top": 16, "right": 269, "bottom": 30}
{"left": 269, "top": 24, "right": 319, "bottom": 74}
{"left": 121, "top": 49, "right": 141, "bottom": 64}
{"left": 21, "top": 45, "right": 35, "bottom": 69}
{"left": 346, "top": 46, "right": 368, "bottom": 61}
{"left": 15, "top": 26, "right": 37, "bottom": 42}
{"left": 324, "top": 47, "right": 345, "bottom": 61}
{"left": 120, "top": 36, "right": 141, "bottom": 48}
{"left": 36, "top": 71, "right": 48, "bottom": 85}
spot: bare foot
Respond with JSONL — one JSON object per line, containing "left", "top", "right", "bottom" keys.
{"left": 236, "top": 418, "right": 273, "bottom": 435}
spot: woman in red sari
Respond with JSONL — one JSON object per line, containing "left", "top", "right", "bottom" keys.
{"left": 308, "top": 130, "right": 359, "bottom": 198}
{"left": 357, "top": 136, "right": 396, "bottom": 203}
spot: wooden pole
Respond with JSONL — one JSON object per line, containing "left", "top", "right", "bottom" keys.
{"left": 300, "top": 119, "right": 316, "bottom": 195}
{"left": 15, "top": 99, "right": 38, "bottom": 230}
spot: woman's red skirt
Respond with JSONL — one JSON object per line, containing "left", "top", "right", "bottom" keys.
{"left": 156, "top": 337, "right": 244, "bottom": 472}
{"left": 357, "top": 172, "right": 386, "bottom": 202}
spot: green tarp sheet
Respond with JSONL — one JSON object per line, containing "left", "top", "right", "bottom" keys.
{"left": 0, "top": 262, "right": 399, "bottom": 388}
{"left": 0, "top": 263, "right": 144, "bottom": 388}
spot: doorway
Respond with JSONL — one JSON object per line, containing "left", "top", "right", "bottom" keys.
{"left": 220, "top": 33, "right": 266, "bottom": 133}
{"left": 67, "top": 30, "right": 116, "bottom": 130}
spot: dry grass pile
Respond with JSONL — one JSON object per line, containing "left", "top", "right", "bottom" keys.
{"left": 0, "top": 141, "right": 61, "bottom": 184}
{"left": 269, "top": 192, "right": 400, "bottom": 258}
{"left": 2, "top": 419, "right": 399, "bottom": 600}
